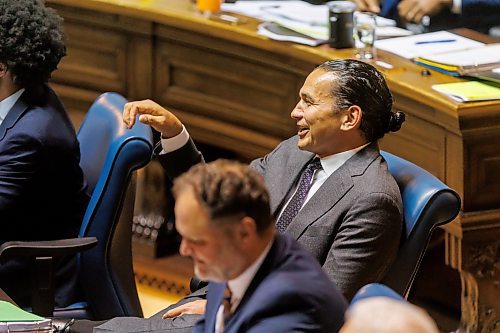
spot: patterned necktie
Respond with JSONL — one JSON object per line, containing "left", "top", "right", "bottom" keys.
{"left": 276, "top": 158, "right": 322, "bottom": 233}
{"left": 222, "top": 284, "right": 233, "bottom": 323}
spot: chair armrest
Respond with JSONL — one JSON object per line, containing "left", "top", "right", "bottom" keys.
{"left": 0, "top": 237, "right": 98, "bottom": 262}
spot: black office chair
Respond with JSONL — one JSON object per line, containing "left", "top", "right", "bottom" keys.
{"left": 0, "top": 92, "right": 153, "bottom": 319}
{"left": 380, "top": 151, "right": 461, "bottom": 298}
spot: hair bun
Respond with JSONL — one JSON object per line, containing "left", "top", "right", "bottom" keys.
{"left": 387, "top": 111, "right": 405, "bottom": 132}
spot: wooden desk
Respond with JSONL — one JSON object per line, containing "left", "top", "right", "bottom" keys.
{"left": 46, "top": 1, "right": 499, "bottom": 331}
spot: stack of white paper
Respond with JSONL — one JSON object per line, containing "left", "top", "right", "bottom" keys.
{"left": 375, "top": 31, "right": 484, "bottom": 59}
{"left": 221, "top": 1, "right": 409, "bottom": 44}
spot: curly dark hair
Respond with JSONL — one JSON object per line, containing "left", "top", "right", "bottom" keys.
{"left": 173, "top": 160, "right": 273, "bottom": 234}
{"left": 317, "top": 60, "right": 405, "bottom": 142}
{"left": 0, "top": 0, "right": 66, "bottom": 88}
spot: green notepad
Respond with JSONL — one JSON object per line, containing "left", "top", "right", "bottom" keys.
{"left": 0, "top": 301, "right": 52, "bottom": 332}
{"left": 0, "top": 301, "right": 45, "bottom": 321}
{"left": 432, "top": 81, "right": 500, "bottom": 102}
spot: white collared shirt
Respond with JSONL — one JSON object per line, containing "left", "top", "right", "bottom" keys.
{"left": 276, "top": 142, "right": 370, "bottom": 220}
{"left": 0, "top": 88, "right": 25, "bottom": 127}
{"left": 214, "top": 239, "right": 274, "bottom": 333}
{"left": 160, "top": 125, "right": 190, "bottom": 153}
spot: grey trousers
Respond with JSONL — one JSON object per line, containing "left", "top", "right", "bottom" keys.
{"left": 92, "top": 287, "right": 207, "bottom": 333}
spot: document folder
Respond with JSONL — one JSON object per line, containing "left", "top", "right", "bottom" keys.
{"left": 432, "top": 81, "right": 500, "bottom": 102}
{"left": 415, "top": 44, "right": 500, "bottom": 76}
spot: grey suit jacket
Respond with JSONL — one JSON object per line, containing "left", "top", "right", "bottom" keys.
{"left": 160, "top": 135, "right": 402, "bottom": 300}
{"left": 249, "top": 136, "right": 403, "bottom": 300}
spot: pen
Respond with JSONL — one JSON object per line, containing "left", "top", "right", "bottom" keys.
{"left": 415, "top": 39, "right": 456, "bottom": 45}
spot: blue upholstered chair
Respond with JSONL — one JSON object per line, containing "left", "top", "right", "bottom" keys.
{"left": 0, "top": 92, "right": 153, "bottom": 319}
{"left": 351, "top": 283, "right": 403, "bottom": 304}
{"left": 380, "top": 151, "right": 461, "bottom": 298}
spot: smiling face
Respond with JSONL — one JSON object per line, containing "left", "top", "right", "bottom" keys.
{"left": 175, "top": 189, "right": 246, "bottom": 282}
{"left": 290, "top": 68, "right": 349, "bottom": 157}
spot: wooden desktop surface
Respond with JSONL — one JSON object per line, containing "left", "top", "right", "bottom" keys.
{"left": 45, "top": 1, "right": 500, "bottom": 331}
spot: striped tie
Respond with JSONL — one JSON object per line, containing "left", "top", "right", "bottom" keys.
{"left": 222, "top": 284, "right": 232, "bottom": 323}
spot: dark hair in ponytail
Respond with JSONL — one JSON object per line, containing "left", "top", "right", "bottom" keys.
{"left": 317, "top": 60, "right": 405, "bottom": 141}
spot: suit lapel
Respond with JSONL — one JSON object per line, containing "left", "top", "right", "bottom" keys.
{"left": 270, "top": 150, "right": 315, "bottom": 217}
{"left": 206, "top": 282, "right": 225, "bottom": 333}
{"left": 225, "top": 235, "right": 284, "bottom": 330}
{"left": 286, "top": 143, "right": 381, "bottom": 239}
{"left": 0, "top": 92, "right": 29, "bottom": 141}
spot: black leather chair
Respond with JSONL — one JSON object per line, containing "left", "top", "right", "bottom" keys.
{"left": 0, "top": 92, "right": 153, "bottom": 319}
{"left": 380, "top": 151, "right": 461, "bottom": 298}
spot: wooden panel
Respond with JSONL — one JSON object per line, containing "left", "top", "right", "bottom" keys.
{"left": 52, "top": 21, "right": 128, "bottom": 93}
{"left": 50, "top": 83, "right": 101, "bottom": 130}
{"left": 445, "top": 133, "right": 464, "bottom": 200}
{"left": 154, "top": 25, "right": 312, "bottom": 142}
{"left": 47, "top": 2, "right": 153, "bottom": 119}
{"left": 464, "top": 129, "right": 500, "bottom": 212}
{"left": 380, "top": 108, "right": 446, "bottom": 181}
{"left": 126, "top": 35, "right": 153, "bottom": 99}
{"left": 155, "top": 43, "right": 300, "bottom": 138}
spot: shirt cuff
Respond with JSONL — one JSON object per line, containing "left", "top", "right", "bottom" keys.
{"left": 452, "top": 0, "right": 461, "bottom": 14}
{"left": 160, "top": 125, "right": 190, "bottom": 154}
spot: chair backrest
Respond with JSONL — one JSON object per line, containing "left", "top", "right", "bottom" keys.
{"left": 76, "top": 92, "right": 153, "bottom": 319}
{"left": 380, "top": 151, "right": 460, "bottom": 298}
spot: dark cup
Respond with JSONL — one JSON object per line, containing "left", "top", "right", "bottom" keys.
{"left": 327, "top": 1, "right": 355, "bottom": 49}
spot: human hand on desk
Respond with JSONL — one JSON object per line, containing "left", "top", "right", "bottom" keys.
{"left": 398, "top": 0, "right": 452, "bottom": 23}
{"left": 351, "top": 0, "right": 452, "bottom": 24}
{"left": 162, "top": 300, "right": 207, "bottom": 319}
{"left": 351, "top": 0, "right": 381, "bottom": 13}
{"left": 123, "top": 99, "right": 183, "bottom": 138}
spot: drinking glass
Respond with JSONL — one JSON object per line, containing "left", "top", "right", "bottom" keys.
{"left": 354, "top": 12, "right": 377, "bottom": 60}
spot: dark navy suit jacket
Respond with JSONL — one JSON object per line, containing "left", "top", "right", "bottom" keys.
{"left": 0, "top": 85, "right": 89, "bottom": 307}
{"left": 193, "top": 234, "right": 348, "bottom": 333}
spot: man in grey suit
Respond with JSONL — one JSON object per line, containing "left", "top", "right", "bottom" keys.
{"left": 75, "top": 59, "right": 405, "bottom": 333}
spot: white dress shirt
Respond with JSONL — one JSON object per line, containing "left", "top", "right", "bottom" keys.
{"left": 0, "top": 88, "right": 25, "bottom": 127}
{"left": 160, "top": 125, "right": 190, "bottom": 153}
{"left": 214, "top": 239, "right": 273, "bottom": 333}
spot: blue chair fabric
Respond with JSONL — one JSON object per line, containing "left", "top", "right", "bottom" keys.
{"left": 59, "top": 92, "right": 153, "bottom": 319}
{"left": 350, "top": 283, "right": 403, "bottom": 305}
{"left": 380, "top": 151, "right": 461, "bottom": 298}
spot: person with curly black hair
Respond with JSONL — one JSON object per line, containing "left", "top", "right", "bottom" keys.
{"left": 0, "top": 0, "right": 89, "bottom": 308}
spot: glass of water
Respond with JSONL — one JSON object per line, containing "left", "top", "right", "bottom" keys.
{"left": 354, "top": 12, "right": 377, "bottom": 60}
